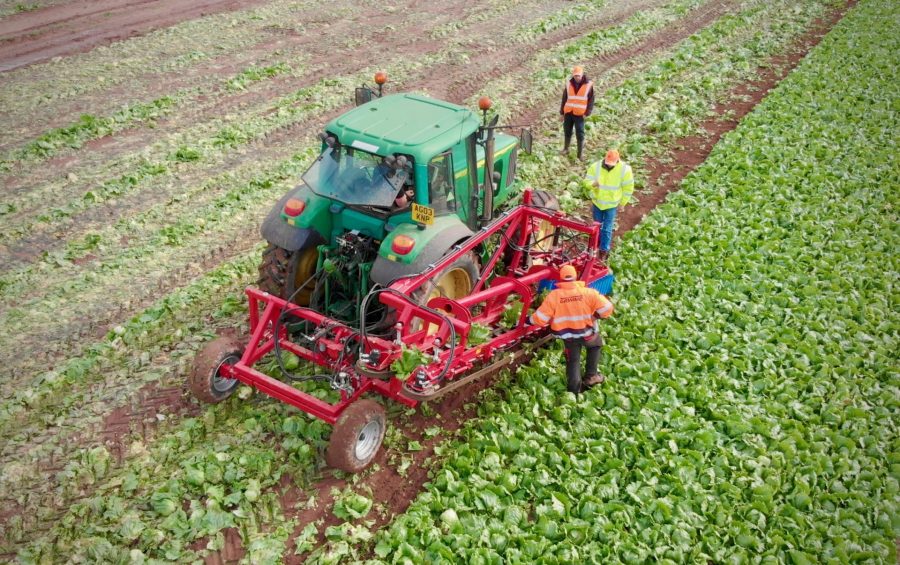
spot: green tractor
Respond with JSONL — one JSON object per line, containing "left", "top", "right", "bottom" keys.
{"left": 258, "top": 75, "right": 555, "bottom": 320}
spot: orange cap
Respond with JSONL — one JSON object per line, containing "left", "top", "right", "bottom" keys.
{"left": 604, "top": 149, "right": 620, "bottom": 166}
{"left": 559, "top": 265, "right": 577, "bottom": 281}
{"left": 572, "top": 66, "right": 584, "bottom": 76}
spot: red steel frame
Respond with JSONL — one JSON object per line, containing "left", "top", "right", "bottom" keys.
{"left": 217, "top": 192, "right": 608, "bottom": 425}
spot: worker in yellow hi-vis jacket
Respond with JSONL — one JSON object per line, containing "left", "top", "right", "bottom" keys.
{"left": 583, "top": 149, "right": 634, "bottom": 263}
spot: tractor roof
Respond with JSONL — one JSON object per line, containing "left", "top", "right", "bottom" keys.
{"left": 325, "top": 93, "right": 481, "bottom": 163}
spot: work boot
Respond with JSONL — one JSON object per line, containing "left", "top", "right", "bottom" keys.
{"left": 559, "top": 141, "right": 570, "bottom": 156}
{"left": 597, "top": 249, "right": 609, "bottom": 264}
{"left": 582, "top": 374, "right": 605, "bottom": 390}
{"left": 576, "top": 139, "right": 584, "bottom": 161}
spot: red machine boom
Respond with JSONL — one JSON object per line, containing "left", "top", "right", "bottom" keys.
{"left": 190, "top": 193, "right": 612, "bottom": 471}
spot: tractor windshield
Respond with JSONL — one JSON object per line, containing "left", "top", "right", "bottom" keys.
{"left": 302, "top": 146, "right": 409, "bottom": 208}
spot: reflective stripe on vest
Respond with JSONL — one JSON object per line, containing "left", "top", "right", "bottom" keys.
{"left": 563, "top": 80, "right": 592, "bottom": 116}
{"left": 533, "top": 282, "right": 610, "bottom": 336}
{"left": 588, "top": 162, "right": 631, "bottom": 210}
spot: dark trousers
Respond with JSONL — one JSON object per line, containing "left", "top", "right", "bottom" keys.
{"left": 563, "top": 332, "right": 603, "bottom": 393}
{"left": 563, "top": 113, "right": 585, "bottom": 149}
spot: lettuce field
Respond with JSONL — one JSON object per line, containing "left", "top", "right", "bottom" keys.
{"left": 0, "top": 0, "right": 896, "bottom": 563}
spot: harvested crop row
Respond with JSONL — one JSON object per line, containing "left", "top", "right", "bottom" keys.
{"left": 0, "top": 1, "right": 857, "bottom": 560}
{"left": 0, "top": 0, "right": 834, "bottom": 388}
{"left": 0, "top": 0, "right": 772, "bottom": 416}
{"left": 0, "top": 60, "right": 305, "bottom": 165}
{"left": 0, "top": 1, "right": 66, "bottom": 19}
{"left": 0, "top": 0, "right": 658, "bottom": 256}
{"left": 354, "top": 1, "right": 898, "bottom": 562}
{"left": 0, "top": 0, "right": 330, "bottom": 135}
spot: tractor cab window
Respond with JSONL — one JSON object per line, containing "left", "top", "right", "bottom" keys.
{"left": 428, "top": 152, "right": 456, "bottom": 214}
{"left": 303, "top": 146, "right": 409, "bottom": 208}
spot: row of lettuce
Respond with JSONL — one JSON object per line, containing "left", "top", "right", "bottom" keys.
{"left": 344, "top": 0, "right": 898, "bottom": 563}
{"left": 4, "top": 0, "right": 866, "bottom": 562}
{"left": 0, "top": 0, "right": 742, "bottom": 555}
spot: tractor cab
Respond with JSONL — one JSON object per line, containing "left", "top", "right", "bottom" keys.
{"left": 258, "top": 76, "right": 532, "bottom": 321}
{"left": 302, "top": 144, "right": 413, "bottom": 215}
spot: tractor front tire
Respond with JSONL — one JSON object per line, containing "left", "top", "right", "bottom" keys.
{"left": 258, "top": 244, "right": 318, "bottom": 304}
{"left": 325, "top": 399, "right": 386, "bottom": 473}
{"left": 189, "top": 336, "right": 243, "bottom": 403}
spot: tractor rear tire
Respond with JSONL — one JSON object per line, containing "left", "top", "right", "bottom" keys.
{"left": 189, "top": 336, "right": 243, "bottom": 403}
{"left": 505, "top": 190, "right": 560, "bottom": 268}
{"left": 408, "top": 251, "right": 479, "bottom": 335}
{"left": 325, "top": 399, "right": 386, "bottom": 473}
{"left": 411, "top": 251, "right": 480, "bottom": 305}
{"left": 530, "top": 189, "right": 560, "bottom": 214}
{"left": 258, "top": 244, "right": 318, "bottom": 304}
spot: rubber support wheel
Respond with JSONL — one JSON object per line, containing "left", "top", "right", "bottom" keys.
{"left": 189, "top": 336, "right": 243, "bottom": 403}
{"left": 325, "top": 399, "right": 387, "bottom": 473}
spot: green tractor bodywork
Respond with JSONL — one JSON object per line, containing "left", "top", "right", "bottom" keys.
{"left": 259, "top": 92, "right": 530, "bottom": 321}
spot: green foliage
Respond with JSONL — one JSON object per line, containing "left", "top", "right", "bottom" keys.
{"left": 467, "top": 323, "right": 492, "bottom": 346}
{"left": 226, "top": 62, "right": 292, "bottom": 91}
{"left": 390, "top": 345, "right": 432, "bottom": 379}
{"left": 521, "top": 0, "right": 610, "bottom": 39}
{"left": 18, "top": 97, "right": 176, "bottom": 160}
{"left": 366, "top": 0, "right": 900, "bottom": 561}
{"left": 332, "top": 488, "right": 373, "bottom": 521}
{"left": 501, "top": 302, "right": 524, "bottom": 329}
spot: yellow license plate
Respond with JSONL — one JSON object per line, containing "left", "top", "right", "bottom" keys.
{"left": 411, "top": 203, "right": 435, "bottom": 225}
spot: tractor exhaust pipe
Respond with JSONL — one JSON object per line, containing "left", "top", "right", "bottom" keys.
{"left": 478, "top": 96, "right": 498, "bottom": 224}
{"left": 482, "top": 125, "right": 495, "bottom": 223}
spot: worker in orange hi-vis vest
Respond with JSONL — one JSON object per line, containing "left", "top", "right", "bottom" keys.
{"left": 529, "top": 264, "right": 613, "bottom": 394}
{"left": 560, "top": 65, "right": 594, "bottom": 161}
